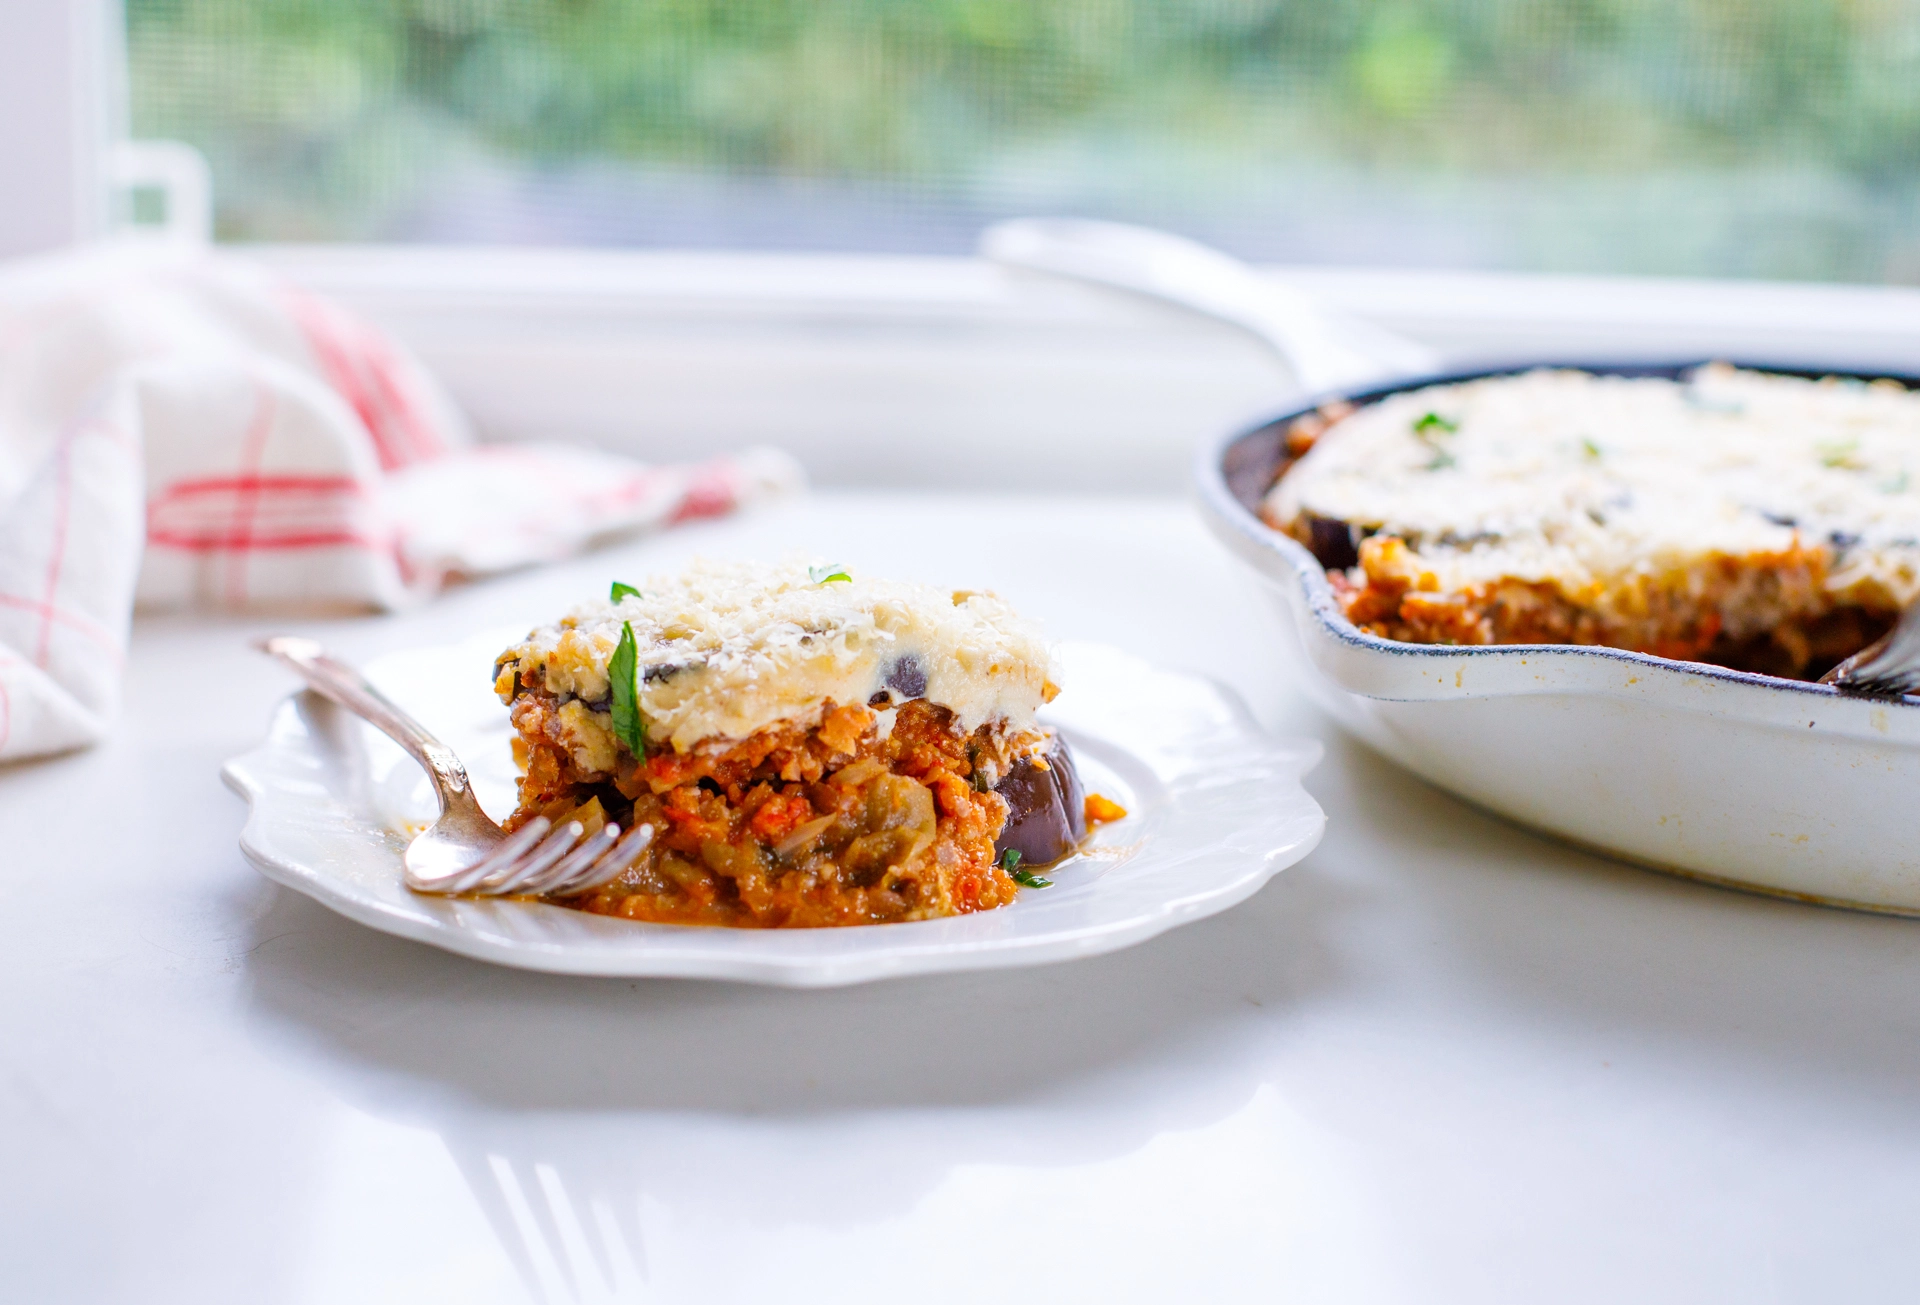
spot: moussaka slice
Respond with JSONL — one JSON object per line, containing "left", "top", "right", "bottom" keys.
{"left": 491, "top": 559, "right": 1097, "bottom": 927}
{"left": 1262, "top": 365, "right": 1920, "bottom": 678}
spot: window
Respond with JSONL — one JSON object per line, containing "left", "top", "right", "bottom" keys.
{"left": 127, "top": 1, "right": 1920, "bottom": 283}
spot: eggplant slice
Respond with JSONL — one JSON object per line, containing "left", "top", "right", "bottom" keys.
{"left": 992, "top": 732, "right": 1087, "bottom": 868}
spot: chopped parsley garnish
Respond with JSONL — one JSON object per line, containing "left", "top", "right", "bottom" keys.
{"left": 608, "top": 619, "right": 647, "bottom": 756}
{"left": 1818, "top": 438, "right": 1862, "bottom": 469}
{"left": 808, "top": 563, "right": 852, "bottom": 585}
{"left": 1580, "top": 437, "right": 1603, "bottom": 461}
{"left": 1413, "top": 412, "right": 1459, "bottom": 470}
{"left": 609, "top": 581, "right": 642, "bottom": 603}
{"left": 1002, "top": 847, "right": 1051, "bottom": 888}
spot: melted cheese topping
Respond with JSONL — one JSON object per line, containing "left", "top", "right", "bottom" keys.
{"left": 1266, "top": 366, "right": 1920, "bottom": 609}
{"left": 496, "top": 559, "right": 1053, "bottom": 753}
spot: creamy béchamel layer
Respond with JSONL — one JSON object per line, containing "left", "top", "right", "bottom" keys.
{"left": 497, "top": 559, "right": 1053, "bottom": 757}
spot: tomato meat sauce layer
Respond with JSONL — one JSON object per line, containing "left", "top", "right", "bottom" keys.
{"left": 508, "top": 692, "right": 1025, "bottom": 927}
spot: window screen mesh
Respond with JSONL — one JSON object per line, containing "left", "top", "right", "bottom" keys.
{"left": 127, "top": 1, "right": 1920, "bottom": 281}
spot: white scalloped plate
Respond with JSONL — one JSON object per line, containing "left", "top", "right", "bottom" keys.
{"left": 222, "top": 638, "right": 1324, "bottom": 987}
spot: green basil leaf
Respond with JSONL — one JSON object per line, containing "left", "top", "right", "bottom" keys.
{"left": 610, "top": 581, "right": 641, "bottom": 603}
{"left": 608, "top": 620, "right": 647, "bottom": 757}
{"left": 808, "top": 563, "right": 852, "bottom": 585}
{"left": 1000, "top": 847, "right": 1051, "bottom": 887}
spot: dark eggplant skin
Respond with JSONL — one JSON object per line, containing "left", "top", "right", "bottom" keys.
{"left": 885, "top": 655, "right": 928, "bottom": 698}
{"left": 1304, "top": 514, "right": 1361, "bottom": 570}
{"left": 992, "top": 732, "right": 1087, "bottom": 868}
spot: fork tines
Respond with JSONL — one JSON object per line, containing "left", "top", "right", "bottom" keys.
{"left": 1822, "top": 603, "right": 1920, "bottom": 699}
{"left": 409, "top": 819, "right": 655, "bottom": 898}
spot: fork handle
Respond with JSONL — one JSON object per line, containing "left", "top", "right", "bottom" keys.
{"left": 258, "top": 635, "right": 474, "bottom": 799}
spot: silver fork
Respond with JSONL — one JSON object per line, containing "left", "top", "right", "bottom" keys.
{"left": 258, "top": 636, "right": 653, "bottom": 895}
{"left": 1821, "top": 601, "right": 1920, "bottom": 698}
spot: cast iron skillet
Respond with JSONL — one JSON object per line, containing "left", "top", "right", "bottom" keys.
{"left": 984, "top": 216, "right": 1920, "bottom": 909}
{"left": 1197, "top": 358, "right": 1920, "bottom": 916}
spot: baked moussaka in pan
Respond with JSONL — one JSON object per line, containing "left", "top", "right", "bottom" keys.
{"left": 1262, "top": 364, "right": 1920, "bottom": 680}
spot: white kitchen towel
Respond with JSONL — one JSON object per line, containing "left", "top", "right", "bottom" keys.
{"left": 0, "top": 243, "right": 802, "bottom": 762}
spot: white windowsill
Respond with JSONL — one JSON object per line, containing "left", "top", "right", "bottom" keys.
{"left": 251, "top": 244, "right": 1920, "bottom": 493}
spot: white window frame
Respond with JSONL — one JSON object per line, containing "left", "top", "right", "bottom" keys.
{"left": 0, "top": 0, "right": 120, "bottom": 258}
{"left": 8, "top": 8, "right": 1920, "bottom": 491}
{"left": 255, "top": 244, "right": 1920, "bottom": 490}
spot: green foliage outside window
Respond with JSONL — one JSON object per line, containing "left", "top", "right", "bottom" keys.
{"left": 126, "top": 1, "right": 1920, "bottom": 281}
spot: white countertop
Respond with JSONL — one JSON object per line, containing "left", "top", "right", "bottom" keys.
{"left": 6, "top": 492, "right": 1919, "bottom": 1303}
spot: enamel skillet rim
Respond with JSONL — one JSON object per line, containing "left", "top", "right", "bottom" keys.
{"left": 1194, "top": 358, "right": 1920, "bottom": 736}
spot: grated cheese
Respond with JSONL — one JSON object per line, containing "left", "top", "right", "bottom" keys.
{"left": 1266, "top": 366, "right": 1920, "bottom": 613}
{"left": 496, "top": 558, "right": 1053, "bottom": 753}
